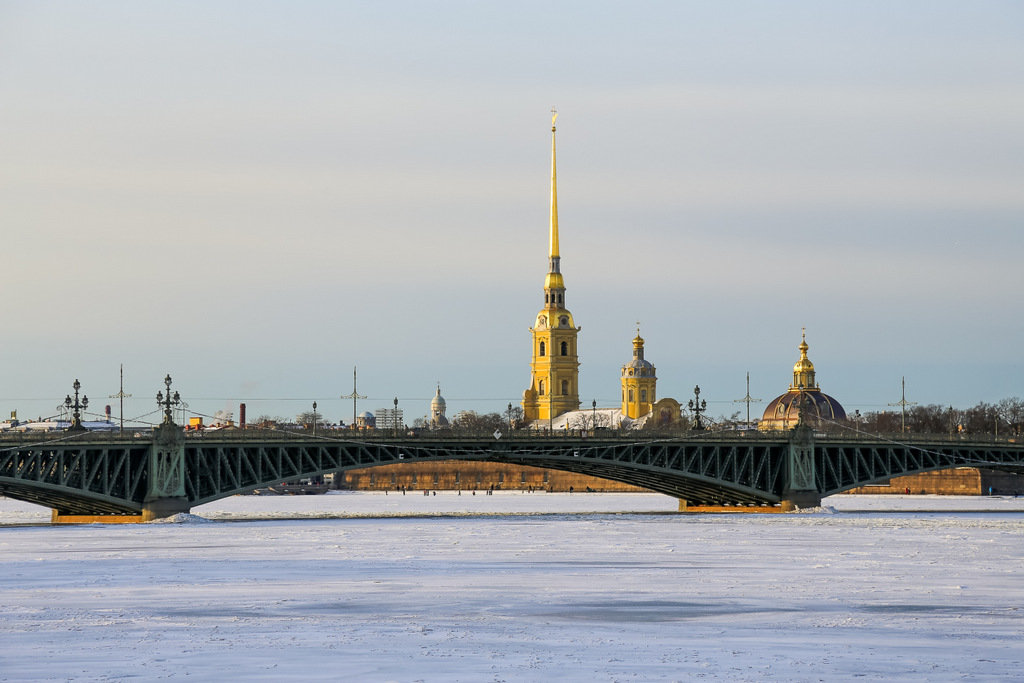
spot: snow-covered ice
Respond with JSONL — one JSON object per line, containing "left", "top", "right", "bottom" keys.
{"left": 1, "top": 492, "right": 1022, "bottom": 681}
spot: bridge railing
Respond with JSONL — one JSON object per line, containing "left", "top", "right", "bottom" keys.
{"left": 0, "top": 425, "right": 1018, "bottom": 447}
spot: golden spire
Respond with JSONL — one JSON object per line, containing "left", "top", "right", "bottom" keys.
{"left": 543, "top": 107, "right": 565, "bottom": 299}
{"left": 549, "top": 106, "right": 559, "bottom": 260}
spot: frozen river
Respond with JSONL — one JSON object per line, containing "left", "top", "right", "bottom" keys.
{"left": 1, "top": 492, "right": 1022, "bottom": 681}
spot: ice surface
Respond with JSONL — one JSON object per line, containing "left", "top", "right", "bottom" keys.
{"left": 1, "top": 492, "right": 1022, "bottom": 681}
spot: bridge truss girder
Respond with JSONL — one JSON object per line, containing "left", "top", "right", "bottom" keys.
{"left": 0, "top": 443, "right": 149, "bottom": 515}
{"left": 2, "top": 433, "right": 1023, "bottom": 518}
{"left": 186, "top": 438, "right": 789, "bottom": 507}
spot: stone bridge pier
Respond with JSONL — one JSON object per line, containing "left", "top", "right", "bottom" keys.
{"left": 781, "top": 424, "right": 822, "bottom": 511}
{"left": 141, "top": 423, "right": 190, "bottom": 521}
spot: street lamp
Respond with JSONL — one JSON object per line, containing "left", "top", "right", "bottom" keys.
{"left": 312, "top": 401, "right": 317, "bottom": 437}
{"left": 64, "top": 379, "right": 89, "bottom": 432}
{"left": 688, "top": 385, "right": 707, "bottom": 431}
{"left": 592, "top": 399, "right": 597, "bottom": 431}
{"left": 507, "top": 402, "right": 513, "bottom": 434}
{"left": 156, "top": 374, "right": 181, "bottom": 426}
{"left": 393, "top": 397, "right": 399, "bottom": 438}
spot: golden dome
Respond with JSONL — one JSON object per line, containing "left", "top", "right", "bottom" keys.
{"left": 791, "top": 329, "right": 816, "bottom": 390}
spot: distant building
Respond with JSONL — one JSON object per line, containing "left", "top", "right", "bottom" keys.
{"left": 375, "top": 407, "right": 403, "bottom": 430}
{"left": 759, "top": 331, "right": 847, "bottom": 431}
{"left": 355, "top": 411, "right": 376, "bottom": 429}
{"left": 429, "top": 386, "right": 449, "bottom": 427}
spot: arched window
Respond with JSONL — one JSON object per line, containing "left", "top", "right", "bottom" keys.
{"left": 538, "top": 380, "right": 545, "bottom": 396}
{"left": 561, "top": 380, "right": 569, "bottom": 395}
{"left": 539, "top": 341, "right": 546, "bottom": 357}
{"left": 560, "top": 341, "right": 568, "bottom": 356}
{"left": 641, "top": 390, "right": 647, "bottom": 403}
{"left": 628, "top": 389, "right": 634, "bottom": 402}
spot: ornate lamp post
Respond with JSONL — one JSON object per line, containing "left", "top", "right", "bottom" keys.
{"left": 688, "top": 385, "right": 707, "bottom": 431}
{"left": 64, "top": 379, "right": 89, "bottom": 432}
{"left": 592, "top": 399, "right": 597, "bottom": 430}
{"left": 312, "top": 401, "right": 317, "bottom": 437}
{"left": 156, "top": 374, "right": 181, "bottom": 426}
{"left": 507, "top": 402, "right": 513, "bottom": 434}
{"left": 393, "top": 397, "right": 399, "bottom": 438}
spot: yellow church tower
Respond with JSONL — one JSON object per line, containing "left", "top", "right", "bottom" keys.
{"left": 522, "top": 110, "right": 580, "bottom": 422}
{"left": 621, "top": 329, "right": 656, "bottom": 419}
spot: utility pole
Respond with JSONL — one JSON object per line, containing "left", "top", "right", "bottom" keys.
{"left": 109, "top": 364, "right": 132, "bottom": 434}
{"left": 340, "top": 366, "right": 367, "bottom": 428}
{"left": 888, "top": 376, "right": 917, "bottom": 433}
{"left": 733, "top": 371, "right": 762, "bottom": 428}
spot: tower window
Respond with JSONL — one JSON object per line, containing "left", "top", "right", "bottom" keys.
{"left": 539, "top": 341, "right": 546, "bottom": 357}
{"left": 629, "top": 389, "right": 634, "bottom": 402}
{"left": 539, "top": 380, "right": 545, "bottom": 396}
{"left": 641, "top": 390, "right": 647, "bottom": 402}
{"left": 561, "top": 379, "right": 569, "bottom": 395}
{"left": 560, "top": 341, "right": 568, "bottom": 356}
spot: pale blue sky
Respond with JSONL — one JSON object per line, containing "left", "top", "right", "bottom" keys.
{"left": 0, "top": 1, "right": 1021, "bottom": 425}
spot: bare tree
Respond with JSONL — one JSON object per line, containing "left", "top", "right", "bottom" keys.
{"left": 997, "top": 397, "right": 1024, "bottom": 435}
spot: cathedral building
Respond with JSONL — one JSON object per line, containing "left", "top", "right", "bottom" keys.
{"left": 522, "top": 111, "right": 581, "bottom": 422}
{"left": 759, "top": 331, "right": 847, "bottom": 431}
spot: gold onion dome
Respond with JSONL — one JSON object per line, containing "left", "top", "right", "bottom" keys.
{"left": 624, "top": 330, "right": 654, "bottom": 373}
{"left": 791, "top": 331, "right": 816, "bottom": 389}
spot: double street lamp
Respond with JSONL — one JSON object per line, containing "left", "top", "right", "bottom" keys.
{"left": 64, "top": 379, "right": 88, "bottom": 432}
{"left": 156, "top": 374, "right": 181, "bottom": 425}
{"left": 688, "top": 385, "right": 707, "bottom": 431}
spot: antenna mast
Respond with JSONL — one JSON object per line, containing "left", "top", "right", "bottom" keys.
{"left": 108, "top": 364, "right": 132, "bottom": 434}
{"left": 340, "top": 366, "right": 367, "bottom": 427}
{"left": 733, "top": 371, "right": 762, "bottom": 428}
{"left": 888, "top": 376, "right": 917, "bottom": 433}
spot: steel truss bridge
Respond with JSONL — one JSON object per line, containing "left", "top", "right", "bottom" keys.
{"left": 1, "top": 425, "right": 1023, "bottom": 521}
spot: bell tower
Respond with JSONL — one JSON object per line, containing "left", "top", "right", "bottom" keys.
{"left": 523, "top": 109, "right": 581, "bottom": 422}
{"left": 621, "top": 329, "right": 656, "bottom": 419}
